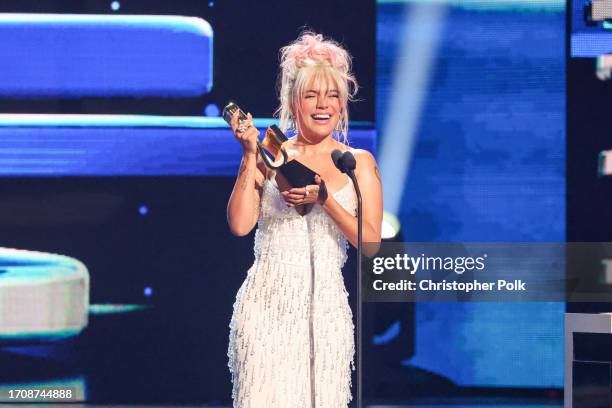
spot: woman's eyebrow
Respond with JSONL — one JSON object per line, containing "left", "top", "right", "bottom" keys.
{"left": 305, "top": 89, "right": 339, "bottom": 93}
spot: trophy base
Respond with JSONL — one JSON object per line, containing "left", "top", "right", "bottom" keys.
{"left": 277, "top": 159, "right": 317, "bottom": 188}
{"left": 275, "top": 159, "right": 318, "bottom": 216}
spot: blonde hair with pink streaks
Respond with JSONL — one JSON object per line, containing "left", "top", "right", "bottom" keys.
{"left": 276, "top": 32, "right": 358, "bottom": 144}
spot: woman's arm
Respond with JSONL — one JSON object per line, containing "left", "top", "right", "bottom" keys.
{"left": 226, "top": 112, "right": 266, "bottom": 236}
{"left": 320, "top": 149, "right": 383, "bottom": 256}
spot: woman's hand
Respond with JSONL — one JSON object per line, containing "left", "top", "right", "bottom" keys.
{"left": 230, "top": 110, "right": 259, "bottom": 156}
{"left": 281, "top": 175, "right": 328, "bottom": 207}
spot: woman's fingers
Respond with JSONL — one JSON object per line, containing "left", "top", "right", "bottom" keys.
{"left": 229, "top": 111, "right": 258, "bottom": 155}
{"left": 288, "top": 187, "right": 306, "bottom": 195}
{"left": 287, "top": 186, "right": 318, "bottom": 196}
{"left": 281, "top": 187, "right": 320, "bottom": 206}
{"left": 242, "top": 127, "right": 258, "bottom": 143}
{"left": 283, "top": 194, "right": 304, "bottom": 201}
{"left": 281, "top": 191, "right": 299, "bottom": 198}
{"left": 231, "top": 110, "right": 254, "bottom": 136}
{"left": 281, "top": 192, "right": 303, "bottom": 202}
{"left": 283, "top": 189, "right": 307, "bottom": 197}
{"left": 287, "top": 188, "right": 303, "bottom": 195}
{"left": 281, "top": 181, "right": 327, "bottom": 207}
{"left": 230, "top": 110, "right": 239, "bottom": 132}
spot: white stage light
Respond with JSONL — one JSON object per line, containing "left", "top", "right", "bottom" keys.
{"left": 382, "top": 211, "right": 402, "bottom": 240}
{"left": 598, "top": 150, "right": 612, "bottom": 176}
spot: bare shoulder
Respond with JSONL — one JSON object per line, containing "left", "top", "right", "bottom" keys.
{"left": 349, "top": 148, "right": 381, "bottom": 183}
{"left": 350, "top": 148, "right": 377, "bottom": 165}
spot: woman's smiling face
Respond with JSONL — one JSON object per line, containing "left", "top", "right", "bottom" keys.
{"left": 295, "top": 75, "right": 341, "bottom": 142}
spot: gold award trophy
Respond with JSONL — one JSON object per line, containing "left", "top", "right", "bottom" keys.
{"left": 222, "top": 102, "right": 318, "bottom": 188}
{"left": 222, "top": 102, "right": 288, "bottom": 169}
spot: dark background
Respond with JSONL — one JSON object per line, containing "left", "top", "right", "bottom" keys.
{"left": 566, "top": 57, "right": 612, "bottom": 315}
{"left": 566, "top": 58, "right": 612, "bottom": 243}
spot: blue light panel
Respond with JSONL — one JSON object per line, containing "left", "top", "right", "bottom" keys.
{"left": 0, "top": 115, "right": 376, "bottom": 176}
{"left": 0, "top": 14, "right": 213, "bottom": 97}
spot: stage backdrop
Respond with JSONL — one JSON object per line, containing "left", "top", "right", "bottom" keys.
{"left": 376, "top": 0, "right": 565, "bottom": 389}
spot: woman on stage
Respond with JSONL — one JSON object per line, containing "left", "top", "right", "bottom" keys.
{"left": 226, "top": 32, "right": 382, "bottom": 407}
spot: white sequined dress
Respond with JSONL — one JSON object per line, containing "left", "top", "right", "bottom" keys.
{"left": 228, "top": 173, "right": 356, "bottom": 407}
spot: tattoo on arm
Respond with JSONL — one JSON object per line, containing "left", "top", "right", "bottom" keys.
{"left": 239, "top": 161, "right": 254, "bottom": 191}
{"left": 238, "top": 161, "right": 247, "bottom": 177}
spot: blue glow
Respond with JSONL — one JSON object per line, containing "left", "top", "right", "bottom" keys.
{"left": 0, "top": 14, "right": 213, "bottom": 97}
{"left": 0, "top": 114, "right": 273, "bottom": 128}
{"left": 0, "top": 115, "right": 376, "bottom": 176}
{"left": 139, "top": 205, "right": 148, "bottom": 216}
{"left": 378, "top": 0, "right": 564, "bottom": 12}
{"left": 89, "top": 304, "right": 149, "bottom": 315}
{"left": 378, "top": 2, "right": 446, "bottom": 216}
{"left": 571, "top": 33, "right": 612, "bottom": 57}
{"left": 372, "top": 321, "right": 401, "bottom": 345}
{"left": 0, "top": 13, "right": 213, "bottom": 40}
{"left": 377, "top": 2, "right": 565, "bottom": 387}
{"left": 205, "top": 103, "right": 221, "bottom": 117}
{"left": 0, "top": 329, "right": 81, "bottom": 341}
{"left": 144, "top": 287, "right": 153, "bottom": 297}
{"left": 0, "top": 248, "right": 87, "bottom": 285}
{"left": 111, "top": 1, "right": 120, "bottom": 11}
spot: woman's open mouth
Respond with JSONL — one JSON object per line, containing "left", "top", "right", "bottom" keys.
{"left": 311, "top": 114, "right": 332, "bottom": 124}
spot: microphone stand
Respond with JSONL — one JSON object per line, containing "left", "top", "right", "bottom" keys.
{"left": 346, "top": 168, "right": 363, "bottom": 408}
{"left": 331, "top": 149, "right": 363, "bottom": 408}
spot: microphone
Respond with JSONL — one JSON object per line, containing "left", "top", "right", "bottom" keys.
{"left": 331, "top": 149, "right": 344, "bottom": 172}
{"left": 341, "top": 151, "right": 356, "bottom": 171}
{"left": 331, "top": 149, "right": 357, "bottom": 174}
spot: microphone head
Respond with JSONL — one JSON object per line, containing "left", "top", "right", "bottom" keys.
{"left": 331, "top": 149, "right": 345, "bottom": 172}
{"left": 341, "top": 151, "right": 356, "bottom": 171}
